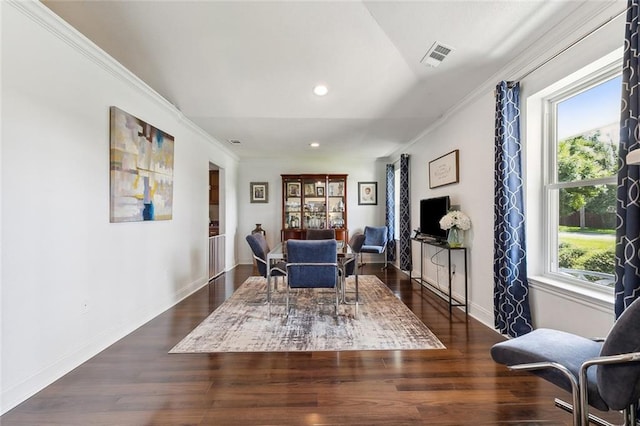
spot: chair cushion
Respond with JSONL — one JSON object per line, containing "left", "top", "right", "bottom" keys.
{"left": 361, "top": 245, "right": 385, "bottom": 254}
{"left": 597, "top": 297, "right": 640, "bottom": 410}
{"left": 491, "top": 328, "right": 607, "bottom": 411}
{"left": 287, "top": 239, "right": 337, "bottom": 289}
{"left": 363, "top": 226, "right": 387, "bottom": 246}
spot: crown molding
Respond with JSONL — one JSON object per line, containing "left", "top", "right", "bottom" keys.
{"left": 7, "top": 0, "right": 239, "bottom": 162}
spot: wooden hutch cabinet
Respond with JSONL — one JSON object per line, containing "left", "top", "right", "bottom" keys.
{"left": 281, "top": 174, "right": 348, "bottom": 241}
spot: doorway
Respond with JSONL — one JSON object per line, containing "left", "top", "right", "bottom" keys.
{"left": 209, "top": 163, "right": 225, "bottom": 280}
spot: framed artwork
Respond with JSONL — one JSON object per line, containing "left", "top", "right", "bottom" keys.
{"left": 109, "top": 106, "right": 174, "bottom": 222}
{"left": 429, "top": 149, "right": 459, "bottom": 188}
{"left": 304, "top": 183, "right": 316, "bottom": 196}
{"left": 287, "top": 182, "right": 301, "bottom": 197}
{"left": 250, "top": 182, "right": 268, "bottom": 203}
{"left": 317, "top": 186, "right": 325, "bottom": 197}
{"left": 358, "top": 182, "right": 377, "bottom": 205}
{"left": 328, "top": 182, "right": 344, "bottom": 197}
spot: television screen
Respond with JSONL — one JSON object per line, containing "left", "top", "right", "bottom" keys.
{"left": 419, "top": 196, "right": 450, "bottom": 242}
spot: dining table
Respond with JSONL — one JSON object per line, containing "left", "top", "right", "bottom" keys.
{"left": 266, "top": 239, "right": 360, "bottom": 315}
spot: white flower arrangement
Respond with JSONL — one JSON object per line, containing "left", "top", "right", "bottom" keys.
{"left": 439, "top": 210, "right": 471, "bottom": 231}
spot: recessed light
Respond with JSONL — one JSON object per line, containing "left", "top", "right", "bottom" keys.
{"left": 313, "top": 84, "right": 328, "bottom": 96}
{"left": 310, "top": 142, "right": 320, "bottom": 148}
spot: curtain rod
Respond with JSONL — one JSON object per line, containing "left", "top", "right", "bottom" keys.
{"left": 516, "top": 6, "right": 628, "bottom": 82}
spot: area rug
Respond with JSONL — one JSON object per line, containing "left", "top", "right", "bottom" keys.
{"left": 170, "top": 275, "right": 445, "bottom": 353}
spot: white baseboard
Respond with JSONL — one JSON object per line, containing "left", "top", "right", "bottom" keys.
{"left": 1, "top": 277, "right": 208, "bottom": 415}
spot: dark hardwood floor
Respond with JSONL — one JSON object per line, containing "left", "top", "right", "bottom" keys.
{"left": 1, "top": 265, "right": 619, "bottom": 425}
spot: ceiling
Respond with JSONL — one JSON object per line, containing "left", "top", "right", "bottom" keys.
{"left": 42, "top": 0, "right": 624, "bottom": 160}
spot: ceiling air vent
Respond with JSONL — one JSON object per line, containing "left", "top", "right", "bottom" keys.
{"left": 227, "top": 139, "right": 241, "bottom": 145}
{"left": 421, "top": 42, "right": 454, "bottom": 68}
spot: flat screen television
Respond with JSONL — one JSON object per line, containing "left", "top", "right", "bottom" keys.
{"left": 419, "top": 196, "right": 450, "bottom": 243}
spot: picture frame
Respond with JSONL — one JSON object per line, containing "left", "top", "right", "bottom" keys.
{"left": 287, "top": 182, "right": 301, "bottom": 197}
{"left": 109, "top": 106, "right": 175, "bottom": 222}
{"left": 304, "top": 183, "right": 316, "bottom": 196}
{"left": 328, "top": 182, "right": 344, "bottom": 197}
{"left": 250, "top": 182, "right": 268, "bottom": 203}
{"left": 358, "top": 182, "right": 377, "bottom": 205}
{"left": 316, "top": 186, "right": 325, "bottom": 197}
{"left": 429, "top": 149, "right": 459, "bottom": 188}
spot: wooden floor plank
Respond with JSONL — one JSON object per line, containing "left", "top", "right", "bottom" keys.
{"left": 0, "top": 264, "right": 620, "bottom": 425}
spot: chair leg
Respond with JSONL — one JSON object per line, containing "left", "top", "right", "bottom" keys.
{"left": 285, "top": 285, "right": 290, "bottom": 318}
{"left": 622, "top": 403, "right": 637, "bottom": 426}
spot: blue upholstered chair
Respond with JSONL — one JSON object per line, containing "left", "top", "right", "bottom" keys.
{"left": 285, "top": 239, "right": 339, "bottom": 318}
{"left": 245, "top": 233, "right": 287, "bottom": 301}
{"left": 306, "top": 229, "right": 335, "bottom": 240}
{"left": 491, "top": 297, "right": 640, "bottom": 426}
{"left": 360, "top": 226, "right": 388, "bottom": 268}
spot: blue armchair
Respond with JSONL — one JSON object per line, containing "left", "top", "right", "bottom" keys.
{"left": 360, "top": 226, "right": 388, "bottom": 268}
{"left": 245, "top": 233, "right": 287, "bottom": 307}
{"left": 285, "top": 239, "right": 339, "bottom": 318}
{"left": 491, "top": 297, "right": 640, "bottom": 426}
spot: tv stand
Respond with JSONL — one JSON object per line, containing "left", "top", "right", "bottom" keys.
{"left": 410, "top": 238, "right": 468, "bottom": 314}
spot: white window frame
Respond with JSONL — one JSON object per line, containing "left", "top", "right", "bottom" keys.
{"left": 540, "top": 60, "right": 621, "bottom": 294}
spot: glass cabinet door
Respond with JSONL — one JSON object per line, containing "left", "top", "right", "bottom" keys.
{"left": 327, "top": 178, "right": 346, "bottom": 230}
{"left": 302, "top": 177, "right": 326, "bottom": 229}
{"left": 284, "top": 179, "right": 302, "bottom": 230}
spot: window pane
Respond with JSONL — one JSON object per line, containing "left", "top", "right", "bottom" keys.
{"left": 553, "top": 184, "right": 616, "bottom": 288}
{"left": 556, "top": 76, "right": 620, "bottom": 183}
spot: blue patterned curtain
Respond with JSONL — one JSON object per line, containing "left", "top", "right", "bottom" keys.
{"left": 399, "top": 154, "right": 412, "bottom": 271}
{"left": 385, "top": 164, "right": 397, "bottom": 262}
{"left": 494, "top": 81, "right": 533, "bottom": 338}
{"left": 615, "top": 0, "right": 640, "bottom": 318}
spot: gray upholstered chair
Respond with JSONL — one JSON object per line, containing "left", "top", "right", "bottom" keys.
{"left": 360, "top": 226, "right": 388, "bottom": 268}
{"left": 245, "top": 234, "right": 287, "bottom": 304}
{"left": 491, "top": 297, "right": 640, "bottom": 426}
{"left": 306, "top": 229, "right": 336, "bottom": 240}
{"left": 285, "top": 239, "right": 339, "bottom": 318}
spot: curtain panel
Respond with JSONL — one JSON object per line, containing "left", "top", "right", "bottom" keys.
{"left": 385, "top": 164, "right": 397, "bottom": 262}
{"left": 399, "top": 154, "right": 412, "bottom": 271}
{"left": 493, "top": 81, "right": 533, "bottom": 338}
{"left": 615, "top": 0, "right": 640, "bottom": 317}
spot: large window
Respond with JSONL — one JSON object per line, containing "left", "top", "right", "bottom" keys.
{"left": 544, "top": 66, "right": 621, "bottom": 290}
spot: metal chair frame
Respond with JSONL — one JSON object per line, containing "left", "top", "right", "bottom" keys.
{"left": 508, "top": 350, "right": 640, "bottom": 426}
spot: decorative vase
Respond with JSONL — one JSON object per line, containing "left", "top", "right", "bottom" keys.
{"left": 252, "top": 224, "right": 266, "bottom": 236}
{"left": 447, "top": 227, "right": 463, "bottom": 248}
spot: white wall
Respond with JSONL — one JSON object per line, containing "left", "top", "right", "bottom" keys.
{"left": 1, "top": 2, "right": 239, "bottom": 414}
{"left": 389, "top": 5, "right": 625, "bottom": 337}
{"left": 237, "top": 157, "right": 387, "bottom": 264}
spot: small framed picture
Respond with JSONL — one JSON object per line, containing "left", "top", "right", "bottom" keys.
{"left": 358, "top": 182, "right": 377, "bottom": 205}
{"left": 304, "top": 183, "right": 316, "bottom": 196}
{"left": 250, "top": 182, "right": 268, "bottom": 203}
{"left": 287, "top": 182, "right": 301, "bottom": 197}
{"left": 316, "top": 186, "right": 325, "bottom": 197}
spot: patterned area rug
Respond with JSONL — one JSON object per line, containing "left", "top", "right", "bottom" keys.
{"left": 170, "top": 275, "right": 445, "bottom": 353}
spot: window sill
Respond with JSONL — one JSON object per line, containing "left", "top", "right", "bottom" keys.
{"left": 528, "top": 275, "right": 614, "bottom": 312}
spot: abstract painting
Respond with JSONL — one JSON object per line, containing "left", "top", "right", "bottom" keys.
{"left": 110, "top": 106, "right": 174, "bottom": 222}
